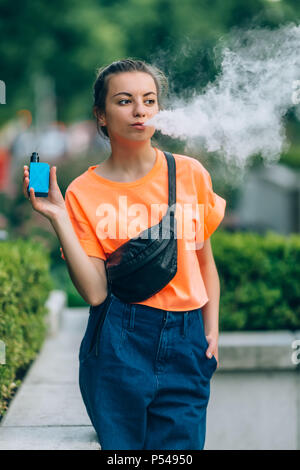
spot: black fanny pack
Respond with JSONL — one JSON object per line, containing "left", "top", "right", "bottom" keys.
{"left": 104, "top": 150, "right": 177, "bottom": 303}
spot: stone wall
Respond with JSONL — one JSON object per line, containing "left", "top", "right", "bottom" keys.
{"left": 206, "top": 330, "right": 300, "bottom": 450}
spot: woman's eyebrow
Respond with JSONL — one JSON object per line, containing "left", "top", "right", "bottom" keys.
{"left": 112, "top": 91, "right": 157, "bottom": 97}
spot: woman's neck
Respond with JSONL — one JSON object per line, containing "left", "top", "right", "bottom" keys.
{"left": 106, "top": 138, "right": 156, "bottom": 174}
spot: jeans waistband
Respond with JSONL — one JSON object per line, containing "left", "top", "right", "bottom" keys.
{"left": 110, "top": 292, "right": 200, "bottom": 337}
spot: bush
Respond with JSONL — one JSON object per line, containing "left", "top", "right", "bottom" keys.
{"left": 280, "top": 145, "right": 300, "bottom": 170}
{"left": 212, "top": 230, "right": 300, "bottom": 331}
{"left": 50, "top": 263, "right": 89, "bottom": 308}
{"left": 0, "top": 239, "right": 54, "bottom": 419}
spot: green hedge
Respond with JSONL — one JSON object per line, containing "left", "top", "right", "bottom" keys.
{"left": 280, "top": 144, "right": 300, "bottom": 170}
{"left": 50, "top": 263, "right": 89, "bottom": 308}
{"left": 0, "top": 239, "right": 54, "bottom": 419}
{"left": 212, "top": 230, "right": 300, "bottom": 331}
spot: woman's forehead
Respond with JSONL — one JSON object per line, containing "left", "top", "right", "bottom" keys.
{"left": 107, "top": 71, "right": 157, "bottom": 96}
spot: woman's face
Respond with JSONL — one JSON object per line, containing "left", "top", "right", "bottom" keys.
{"left": 100, "top": 71, "right": 159, "bottom": 142}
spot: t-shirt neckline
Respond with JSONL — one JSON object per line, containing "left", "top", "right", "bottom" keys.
{"left": 87, "top": 147, "right": 163, "bottom": 188}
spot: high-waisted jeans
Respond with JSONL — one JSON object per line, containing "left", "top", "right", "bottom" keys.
{"left": 78, "top": 292, "right": 218, "bottom": 450}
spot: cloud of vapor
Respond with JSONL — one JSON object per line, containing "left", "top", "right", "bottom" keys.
{"left": 147, "top": 24, "right": 300, "bottom": 170}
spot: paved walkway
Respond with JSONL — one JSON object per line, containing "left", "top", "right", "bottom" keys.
{"left": 0, "top": 307, "right": 100, "bottom": 450}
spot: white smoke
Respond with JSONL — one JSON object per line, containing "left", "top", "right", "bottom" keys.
{"left": 147, "top": 24, "right": 300, "bottom": 170}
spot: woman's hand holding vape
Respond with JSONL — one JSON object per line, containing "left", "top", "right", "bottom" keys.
{"left": 23, "top": 165, "right": 66, "bottom": 222}
{"left": 23, "top": 163, "right": 108, "bottom": 306}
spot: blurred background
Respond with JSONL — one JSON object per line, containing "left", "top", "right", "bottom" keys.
{"left": 0, "top": 0, "right": 300, "bottom": 450}
{"left": 0, "top": 0, "right": 299, "bottom": 304}
{"left": 0, "top": 0, "right": 300, "bottom": 305}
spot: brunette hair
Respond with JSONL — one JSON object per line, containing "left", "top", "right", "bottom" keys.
{"left": 93, "top": 58, "right": 168, "bottom": 139}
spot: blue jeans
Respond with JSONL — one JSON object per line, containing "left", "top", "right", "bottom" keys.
{"left": 78, "top": 292, "right": 217, "bottom": 450}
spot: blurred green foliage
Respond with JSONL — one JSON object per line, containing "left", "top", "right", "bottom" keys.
{"left": 0, "top": 0, "right": 300, "bottom": 166}
{"left": 280, "top": 145, "right": 300, "bottom": 170}
{"left": 212, "top": 230, "right": 300, "bottom": 331}
{"left": 0, "top": 239, "right": 54, "bottom": 418}
{"left": 1, "top": 0, "right": 300, "bottom": 125}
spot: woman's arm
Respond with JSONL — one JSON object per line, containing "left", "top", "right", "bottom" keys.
{"left": 51, "top": 212, "right": 108, "bottom": 306}
{"left": 196, "top": 238, "right": 220, "bottom": 364}
{"left": 23, "top": 165, "right": 108, "bottom": 307}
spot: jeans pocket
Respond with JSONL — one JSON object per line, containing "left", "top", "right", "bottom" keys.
{"left": 196, "top": 309, "right": 209, "bottom": 348}
{"left": 79, "top": 295, "right": 113, "bottom": 363}
{"left": 207, "top": 353, "right": 218, "bottom": 373}
{"left": 196, "top": 309, "right": 218, "bottom": 378}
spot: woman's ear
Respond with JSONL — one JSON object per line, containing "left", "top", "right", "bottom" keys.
{"left": 93, "top": 106, "right": 106, "bottom": 126}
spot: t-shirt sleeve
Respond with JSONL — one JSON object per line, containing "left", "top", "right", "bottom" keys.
{"left": 60, "top": 189, "right": 106, "bottom": 261}
{"left": 193, "top": 160, "right": 226, "bottom": 241}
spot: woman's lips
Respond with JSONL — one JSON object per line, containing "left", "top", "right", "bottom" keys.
{"left": 130, "top": 123, "right": 146, "bottom": 130}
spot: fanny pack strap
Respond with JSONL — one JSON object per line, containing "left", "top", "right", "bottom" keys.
{"left": 163, "top": 151, "right": 176, "bottom": 210}
{"left": 104, "top": 151, "right": 177, "bottom": 280}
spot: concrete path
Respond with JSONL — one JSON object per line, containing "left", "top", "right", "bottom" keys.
{"left": 0, "top": 307, "right": 100, "bottom": 450}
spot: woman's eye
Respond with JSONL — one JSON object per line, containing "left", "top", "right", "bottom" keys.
{"left": 118, "top": 99, "right": 156, "bottom": 105}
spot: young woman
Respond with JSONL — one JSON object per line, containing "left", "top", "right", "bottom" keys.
{"left": 22, "top": 59, "right": 226, "bottom": 450}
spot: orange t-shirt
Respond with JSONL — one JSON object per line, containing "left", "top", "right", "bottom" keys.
{"left": 60, "top": 147, "right": 226, "bottom": 311}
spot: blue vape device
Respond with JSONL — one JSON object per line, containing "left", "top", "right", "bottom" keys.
{"left": 27, "top": 152, "right": 50, "bottom": 197}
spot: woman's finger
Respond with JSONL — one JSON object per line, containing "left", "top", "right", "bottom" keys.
{"left": 49, "top": 166, "right": 57, "bottom": 189}
{"left": 206, "top": 348, "right": 215, "bottom": 359}
{"left": 29, "top": 186, "right": 36, "bottom": 204}
{"left": 23, "top": 177, "right": 30, "bottom": 199}
{"left": 205, "top": 335, "right": 217, "bottom": 360}
{"left": 23, "top": 167, "right": 30, "bottom": 198}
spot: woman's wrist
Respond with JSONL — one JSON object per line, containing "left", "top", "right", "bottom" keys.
{"left": 50, "top": 209, "right": 70, "bottom": 230}
{"left": 205, "top": 328, "right": 219, "bottom": 338}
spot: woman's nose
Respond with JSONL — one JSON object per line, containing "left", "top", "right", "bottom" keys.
{"left": 133, "top": 102, "right": 146, "bottom": 116}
